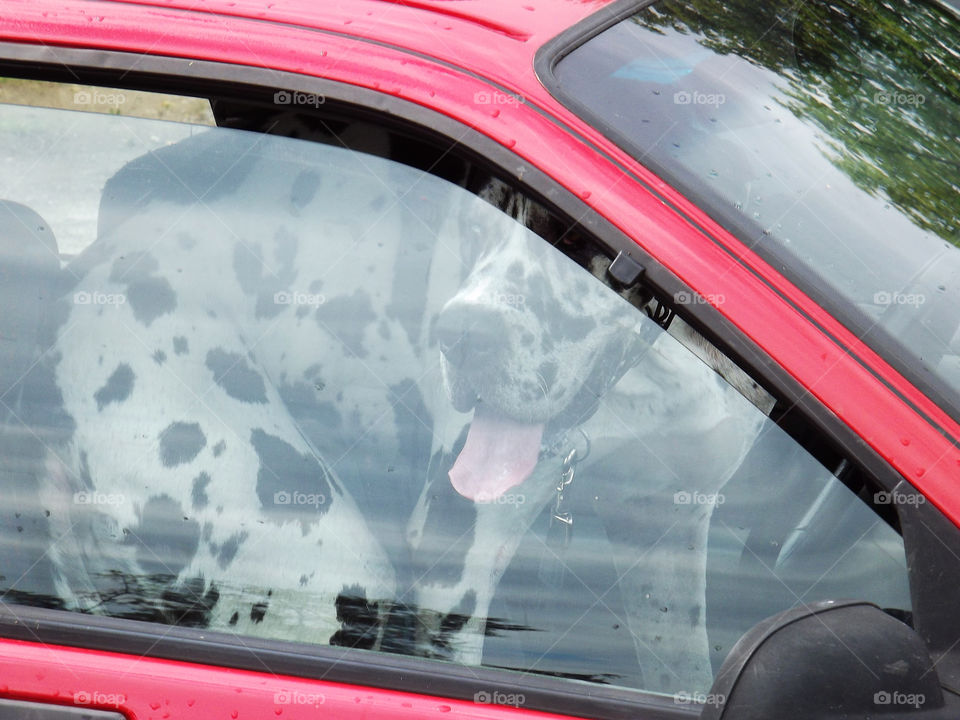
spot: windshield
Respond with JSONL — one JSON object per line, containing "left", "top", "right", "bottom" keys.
{"left": 552, "top": 0, "right": 960, "bottom": 419}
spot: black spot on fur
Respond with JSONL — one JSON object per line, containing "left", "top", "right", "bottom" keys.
{"left": 153, "top": 349, "right": 167, "bottom": 365}
{"left": 127, "top": 495, "right": 200, "bottom": 578}
{"left": 108, "top": 252, "right": 176, "bottom": 326}
{"left": 173, "top": 336, "right": 189, "bottom": 355}
{"left": 94, "top": 363, "right": 134, "bottom": 411}
{"left": 314, "top": 290, "right": 375, "bottom": 358}
{"left": 212, "top": 440, "right": 226, "bottom": 457}
{"left": 217, "top": 531, "right": 248, "bottom": 568}
{"left": 158, "top": 421, "right": 206, "bottom": 467}
{"left": 205, "top": 348, "right": 268, "bottom": 404}
{"left": 290, "top": 170, "right": 321, "bottom": 213}
{"left": 250, "top": 601, "right": 268, "bottom": 623}
{"left": 192, "top": 472, "right": 211, "bottom": 510}
{"left": 229, "top": 611, "right": 239, "bottom": 626}
{"left": 250, "top": 429, "right": 333, "bottom": 531}
{"left": 330, "top": 586, "right": 379, "bottom": 649}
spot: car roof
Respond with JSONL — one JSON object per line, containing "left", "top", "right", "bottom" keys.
{"left": 92, "top": 0, "right": 615, "bottom": 92}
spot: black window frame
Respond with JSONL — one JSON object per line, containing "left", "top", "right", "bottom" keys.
{"left": 0, "top": 36, "right": 953, "bottom": 717}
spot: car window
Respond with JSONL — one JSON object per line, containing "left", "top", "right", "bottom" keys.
{"left": 550, "top": 0, "right": 960, "bottom": 421}
{"left": 0, "top": 95, "right": 909, "bottom": 703}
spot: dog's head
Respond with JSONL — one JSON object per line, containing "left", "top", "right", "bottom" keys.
{"left": 435, "top": 179, "right": 647, "bottom": 501}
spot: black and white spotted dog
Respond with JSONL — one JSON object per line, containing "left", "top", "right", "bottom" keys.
{"left": 39, "top": 122, "right": 766, "bottom": 691}
{"left": 402, "top": 180, "right": 768, "bottom": 692}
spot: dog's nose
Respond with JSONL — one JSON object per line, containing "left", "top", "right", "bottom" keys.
{"left": 436, "top": 304, "right": 506, "bottom": 368}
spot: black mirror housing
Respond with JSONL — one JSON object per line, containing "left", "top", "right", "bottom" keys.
{"left": 702, "top": 600, "right": 960, "bottom": 719}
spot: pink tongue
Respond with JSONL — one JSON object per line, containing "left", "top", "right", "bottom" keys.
{"left": 449, "top": 403, "right": 545, "bottom": 502}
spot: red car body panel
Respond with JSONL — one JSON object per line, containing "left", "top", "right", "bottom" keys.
{"left": 0, "top": 637, "right": 567, "bottom": 720}
{"left": 0, "top": 0, "right": 958, "bottom": 715}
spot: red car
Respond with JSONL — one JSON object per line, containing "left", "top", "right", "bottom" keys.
{"left": 1, "top": 0, "right": 959, "bottom": 718}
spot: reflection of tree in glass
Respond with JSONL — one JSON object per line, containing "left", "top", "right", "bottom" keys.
{"left": 635, "top": 0, "right": 960, "bottom": 245}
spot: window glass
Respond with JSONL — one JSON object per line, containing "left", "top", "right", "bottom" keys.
{"left": 553, "top": 0, "right": 960, "bottom": 417}
{"left": 0, "top": 97, "right": 909, "bottom": 699}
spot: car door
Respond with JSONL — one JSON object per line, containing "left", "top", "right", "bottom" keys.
{"left": 0, "top": 33, "right": 958, "bottom": 720}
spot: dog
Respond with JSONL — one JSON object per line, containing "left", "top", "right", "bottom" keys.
{"left": 36, "top": 121, "right": 768, "bottom": 693}
{"left": 400, "top": 180, "right": 769, "bottom": 692}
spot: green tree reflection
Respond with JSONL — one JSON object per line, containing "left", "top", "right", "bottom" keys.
{"left": 636, "top": 0, "right": 960, "bottom": 244}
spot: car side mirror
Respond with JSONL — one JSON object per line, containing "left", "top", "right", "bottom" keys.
{"left": 701, "top": 600, "right": 960, "bottom": 719}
